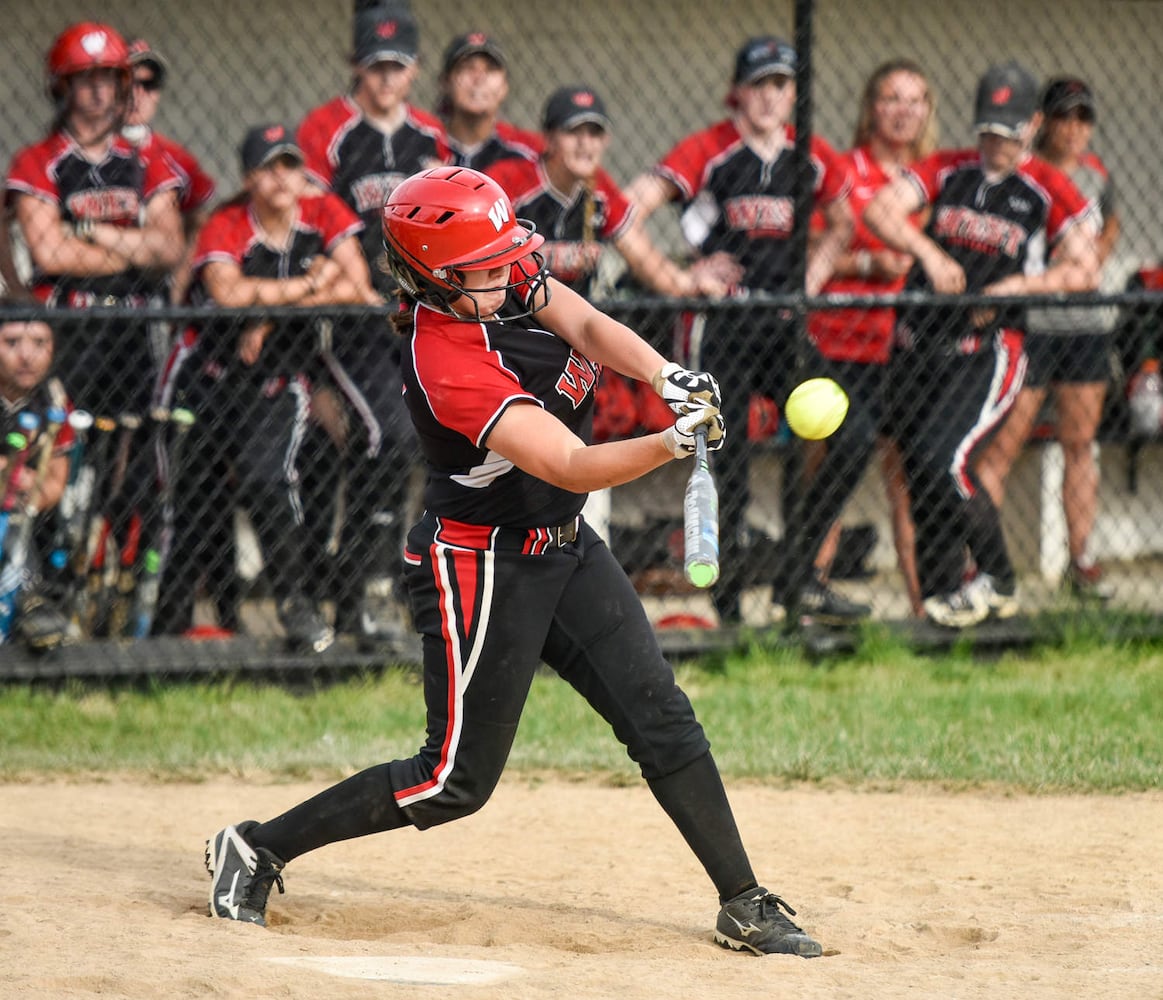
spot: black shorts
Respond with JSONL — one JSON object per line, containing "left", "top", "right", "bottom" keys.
{"left": 1022, "top": 332, "right": 1111, "bottom": 389}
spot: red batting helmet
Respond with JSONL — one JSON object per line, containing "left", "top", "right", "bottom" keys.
{"left": 382, "top": 166, "right": 547, "bottom": 317}
{"left": 47, "top": 22, "right": 131, "bottom": 101}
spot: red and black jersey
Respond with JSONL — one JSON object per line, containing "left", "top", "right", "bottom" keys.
{"left": 402, "top": 264, "right": 596, "bottom": 527}
{"left": 899, "top": 148, "right": 1094, "bottom": 343}
{"left": 5, "top": 130, "right": 182, "bottom": 302}
{"left": 297, "top": 96, "right": 450, "bottom": 283}
{"left": 187, "top": 193, "right": 362, "bottom": 374}
{"left": 447, "top": 119, "right": 541, "bottom": 173}
{"left": 485, "top": 158, "right": 634, "bottom": 295}
{"left": 652, "top": 119, "right": 851, "bottom": 293}
{"left": 809, "top": 146, "right": 921, "bottom": 364}
{"left": 135, "top": 129, "right": 216, "bottom": 217}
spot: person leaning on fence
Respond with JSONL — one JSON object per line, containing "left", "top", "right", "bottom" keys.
{"left": 121, "top": 37, "right": 218, "bottom": 304}
{"left": 5, "top": 22, "right": 185, "bottom": 614}
{"left": 0, "top": 314, "right": 75, "bottom": 651}
{"left": 204, "top": 164, "right": 825, "bottom": 959}
{"left": 437, "top": 30, "right": 541, "bottom": 172}
{"left": 791, "top": 59, "right": 938, "bottom": 621}
{"left": 155, "top": 125, "right": 373, "bottom": 651}
{"left": 625, "top": 36, "right": 853, "bottom": 626}
{"left": 296, "top": 2, "right": 449, "bottom": 648}
{"left": 864, "top": 62, "right": 1100, "bottom": 629}
{"left": 975, "top": 76, "right": 1121, "bottom": 602}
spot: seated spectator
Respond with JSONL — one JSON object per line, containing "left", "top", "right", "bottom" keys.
{"left": 0, "top": 315, "right": 74, "bottom": 650}
{"left": 156, "top": 125, "right": 371, "bottom": 651}
{"left": 437, "top": 31, "right": 540, "bottom": 171}
{"left": 122, "top": 38, "right": 218, "bottom": 302}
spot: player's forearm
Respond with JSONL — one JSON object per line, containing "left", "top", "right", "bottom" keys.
{"left": 90, "top": 222, "right": 183, "bottom": 271}
{"left": 548, "top": 433, "right": 677, "bottom": 493}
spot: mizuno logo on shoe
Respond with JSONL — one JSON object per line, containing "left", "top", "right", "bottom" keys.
{"left": 218, "top": 872, "right": 242, "bottom": 920}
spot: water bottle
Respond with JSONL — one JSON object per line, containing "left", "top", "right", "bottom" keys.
{"left": 1127, "top": 358, "right": 1163, "bottom": 438}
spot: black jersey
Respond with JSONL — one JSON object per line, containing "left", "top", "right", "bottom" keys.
{"left": 447, "top": 120, "right": 540, "bottom": 173}
{"left": 652, "top": 119, "right": 850, "bottom": 293}
{"left": 297, "top": 97, "right": 449, "bottom": 288}
{"left": 402, "top": 269, "right": 597, "bottom": 527}
{"left": 898, "top": 148, "right": 1094, "bottom": 345}
{"left": 6, "top": 130, "right": 181, "bottom": 303}
{"left": 187, "top": 193, "right": 362, "bottom": 374}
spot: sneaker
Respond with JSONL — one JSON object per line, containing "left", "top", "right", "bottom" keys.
{"left": 923, "top": 581, "right": 989, "bottom": 628}
{"left": 965, "top": 573, "right": 1019, "bottom": 620}
{"left": 1068, "top": 561, "right": 1114, "bottom": 602}
{"left": 795, "top": 577, "right": 871, "bottom": 626}
{"left": 205, "top": 821, "right": 285, "bottom": 926}
{"left": 714, "top": 888, "right": 823, "bottom": 957}
{"left": 277, "top": 592, "right": 334, "bottom": 653}
{"left": 358, "top": 576, "right": 410, "bottom": 647}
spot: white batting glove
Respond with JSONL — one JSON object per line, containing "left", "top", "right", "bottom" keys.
{"left": 651, "top": 361, "right": 722, "bottom": 415}
{"left": 660, "top": 403, "right": 726, "bottom": 459}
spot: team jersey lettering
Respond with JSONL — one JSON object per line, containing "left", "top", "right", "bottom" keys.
{"left": 65, "top": 187, "right": 142, "bottom": 223}
{"left": 933, "top": 205, "right": 1025, "bottom": 258}
{"left": 349, "top": 172, "right": 409, "bottom": 214}
{"left": 724, "top": 195, "right": 795, "bottom": 237}
{"left": 540, "top": 241, "right": 603, "bottom": 283}
{"left": 554, "top": 351, "right": 599, "bottom": 407}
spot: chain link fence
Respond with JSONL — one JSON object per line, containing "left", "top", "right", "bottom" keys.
{"left": 2, "top": 0, "right": 1162, "bottom": 676}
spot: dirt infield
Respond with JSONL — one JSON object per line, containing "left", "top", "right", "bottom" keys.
{"left": 2, "top": 777, "right": 1160, "bottom": 999}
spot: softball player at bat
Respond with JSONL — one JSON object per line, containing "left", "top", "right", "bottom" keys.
{"left": 865, "top": 62, "right": 1100, "bottom": 627}
{"left": 205, "top": 166, "right": 823, "bottom": 958}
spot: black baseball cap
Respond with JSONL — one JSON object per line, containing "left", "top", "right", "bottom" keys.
{"left": 442, "top": 31, "right": 506, "bottom": 76}
{"left": 732, "top": 36, "right": 796, "bottom": 85}
{"left": 127, "top": 38, "right": 168, "bottom": 86}
{"left": 1041, "top": 76, "right": 1096, "bottom": 121}
{"left": 352, "top": 4, "right": 418, "bottom": 68}
{"left": 974, "top": 61, "right": 1039, "bottom": 138}
{"left": 543, "top": 86, "right": 610, "bottom": 132}
{"left": 240, "top": 123, "right": 303, "bottom": 172}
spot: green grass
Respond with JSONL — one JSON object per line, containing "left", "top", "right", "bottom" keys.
{"left": 2, "top": 632, "right": 1161, "bottom": 792}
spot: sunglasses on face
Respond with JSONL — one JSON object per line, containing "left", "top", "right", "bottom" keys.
{"left": 133, "top": 76, "right": 161, "bottom": 92}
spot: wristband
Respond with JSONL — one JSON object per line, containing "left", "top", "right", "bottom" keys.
{"left": 75, "top": 217, "right": 96, "bottom": 243}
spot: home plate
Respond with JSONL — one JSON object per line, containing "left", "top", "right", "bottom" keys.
{"left": 265, "top": 955, "right": 524, "bottom": 985}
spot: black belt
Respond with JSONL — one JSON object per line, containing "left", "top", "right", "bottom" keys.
{"left": 547, "top": 519, "right": 579, "bottom": 547}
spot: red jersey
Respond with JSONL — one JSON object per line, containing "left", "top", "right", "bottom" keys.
{"left": 134, "top": 130, "right": 216, "bottom": 217}
{"left": 652, "top": 119, "right": 851, "bottom": 292}
{"left": 485, "top": 157, "right": 634, "bottom": 296}
{"left": 6, "top": 130, "right": 182, "bottom": 302}
{"left": 297, "top": 97, "right": 450, "bottom": 284}
{"left": 898, "top": 148, "right": 1095, "bottom": 346}
{"left": 188, "top": 193, "right": 362, "bottom": 374}
{"left": 401, "top": 261, "right": 595, "bottom": 527}
{"left": 808, "top": 146, "right": 920, "bottom": 365}
{"left": 448, "top": 119, "right": 541, "bottom": 172}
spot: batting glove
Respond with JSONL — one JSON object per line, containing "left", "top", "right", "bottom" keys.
{"left": 651, "top": 362, "right": 722, "bottom": 415}
{"left": 661, "top": 403, "right": 726, "bottom": 459}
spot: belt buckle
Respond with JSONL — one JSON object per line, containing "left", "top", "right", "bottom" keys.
{"left": 552, "top": 520, "right": 576, "bottom": 547}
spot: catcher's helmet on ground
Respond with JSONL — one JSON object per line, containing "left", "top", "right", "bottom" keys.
{"left": 46, "top": 22, "right": 131, "bottom": 102}
{"left": 382, "top": 166, "right": 546, "bottom": 316}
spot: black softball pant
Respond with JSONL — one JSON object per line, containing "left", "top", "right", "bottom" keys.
{"left": 892, "top": 332, "right": 1026, "bottom": 598}
{"left": 390, "top": 514, "right": 711, "bottom": 828}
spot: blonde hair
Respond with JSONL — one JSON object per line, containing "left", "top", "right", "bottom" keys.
{"left": 852, "top": 59, "right": 938, "bottom": 159}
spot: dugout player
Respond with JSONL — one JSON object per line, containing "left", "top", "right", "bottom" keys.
{"left": 122, "top": 38, "right": 217, "bottom": 303}
{"left": 0, "top": 315, "right": 75, "bottom": 650}
{"left": 157, "top": 125, "right": 372, "bottom": 650}
{"left": 437, "top": 31, "right": 540, "bottom": 172}
{"left": 205, "top": 166, "right": 824, "bottom": 958}
{"left": 487, "top": 85, "right": 736, "bottom": 300}
{"left": 296, "top": 2, "right": 450, "bottom": 645}
{"left": 865, "top": 62, "right": 1100, "bottom": 627}
{"left": 626, "top": 36, "right": 853, "bottom": 625}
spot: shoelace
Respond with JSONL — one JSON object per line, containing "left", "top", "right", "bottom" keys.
{"left": 757, "top": 893, "right": 805, "bottom": 932}
{"left": 246, "top": 857, "right": 286, "bottom": 910}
